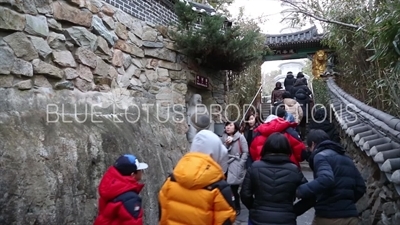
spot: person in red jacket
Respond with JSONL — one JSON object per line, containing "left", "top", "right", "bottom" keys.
{"left": 250, "top": 107, "right": 307, "bottom": 168}
{"left": 94, "top": 154, "right": 148, "bottom": 225}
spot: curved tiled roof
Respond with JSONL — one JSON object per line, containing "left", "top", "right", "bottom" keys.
{"left": 265, "top": 25, "right": 324, "bottom": 46}
{"left": 190, "top": 1, "right": 215, "bottom": 14}
{"left": 327, "top": 78, "right": 400, "bottom": 195}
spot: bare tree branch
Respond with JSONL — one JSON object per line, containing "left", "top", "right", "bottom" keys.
{"left": 280, "top": 0, "right": 366, "bottom": 31}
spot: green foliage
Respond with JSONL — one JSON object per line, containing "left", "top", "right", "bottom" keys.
{"left": 281, "top": 0, "right": 400, "bottom": 116}
{"left": 312, "top": 79, "right": 329, "bottom": 106}
{"left": 171, "top": 1, "right": 266, "bottom": 73}
{"left": 227, "top": 59, "right": 263, "bottom": 120}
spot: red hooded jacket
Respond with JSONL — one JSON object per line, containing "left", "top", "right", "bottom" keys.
{"left": 94, "top": 166, "right": 144, "bottom": 225}
{"left": 250, "top": 118, "right": 306, "bottom": 167}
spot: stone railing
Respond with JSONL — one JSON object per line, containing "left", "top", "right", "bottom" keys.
{"left": 327, "top": 77, "right": 400, "bottom": 224}
{"left": 328, "top": 78, "right": 400, "bottom": 194}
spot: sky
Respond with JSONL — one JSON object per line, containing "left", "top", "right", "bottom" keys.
{"left": 226, "top": 0, "right": 311, "bottom": 75}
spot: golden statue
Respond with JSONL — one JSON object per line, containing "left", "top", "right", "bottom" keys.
{"left": 312, "top": 50, "right": 328, "bottom": 79}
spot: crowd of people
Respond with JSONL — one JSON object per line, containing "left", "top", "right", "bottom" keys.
{"left": 271, "top": 71, "right": 313, "bottom": 139}
{"left": 92, "top": 71, "right": 366, "bottom": 225}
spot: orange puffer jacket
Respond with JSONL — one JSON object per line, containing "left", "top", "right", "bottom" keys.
{"left": 158, "top": 152, "right": 236, "bottom": 225}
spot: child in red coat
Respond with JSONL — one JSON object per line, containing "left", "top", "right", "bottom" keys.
{"left": 94, "top": 154, "right": 148, "bottom": 225}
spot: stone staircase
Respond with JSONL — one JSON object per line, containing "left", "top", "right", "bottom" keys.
{"left": 260, "top": 102, "right": 272, "bottom": 120}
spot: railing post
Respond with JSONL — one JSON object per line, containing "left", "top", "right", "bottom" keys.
{"left": 240, "top": 85, "right": 263, "bottom": 124}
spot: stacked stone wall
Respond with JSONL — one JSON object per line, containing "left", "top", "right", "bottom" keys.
{"left": 338, "top": 124, "right": 400, "bottom": 225}
{"left": 0, "top": 0, "right": 227, "bottom": 127}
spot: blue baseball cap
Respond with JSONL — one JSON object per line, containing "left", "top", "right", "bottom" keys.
{"left": 114, "top": 154, "right": 148, "bottom": 176}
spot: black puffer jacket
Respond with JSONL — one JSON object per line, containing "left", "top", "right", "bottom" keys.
{"left": 284, "top": 74, "right": 296, "bottom": 93}
{"left": 298, "top": 141, "right": 366, "bottom": 218}
{"left": 309, "top": 108, "right": 340, "bottom": 143}
{"left": 240, "top": 155, "right": 307, "bottom": 225}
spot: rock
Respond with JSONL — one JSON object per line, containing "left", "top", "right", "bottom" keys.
{"left": 76, "top": 64, "right": 93, "bottom": 82}
{"left": 157, "top": 68, "right": 170, "bottom": 82}
{"left": 92, "top": 15, "right": 118, "bottom": 46}
{"left": 85, "top": 0, "right": 102, "bottom": 13}
{"left": 122, "top": 53, "right": 132, "bottom": 69}
{"left": 108, "top": 66, "right": 118, "bottom": 79}
{"left": 164, "top": 42, "right": 177, "bottom": 52}
{"left": 114, "top": 10, "right": 142, "bottom": 37}
{"left": 66, "top": 0, "right": 82, "bottom": 6}
{"left": 115, "top": 23, "right": 128, "bottom": 40}
{"left": 382, "top": 202, "right": 396, "bottom": 216}
{"left": 145, "top": 69, "right": 158, "bottom": 82}
{"left": 0, "top": 0, "right": 37, "bottom": 14}
{"left": 93, "top": 57, "right": 109, "bottom": 77}
{"left": 125, "top": 64, "right": 139, "bottom": 79}
{"left": 102, "top": 15, "right": 115, "bottom": 30}
{"left": 173, "top": 83, "right": 187, "bottom": 95}
{"left": 32, "top": 59, "right": 64, "bottom": 79}
{"left": 159, "top": 60, "right": 182, "bottom": 71}
{"left": 170, "top": 70, "right": 188, "bottom": 80}
{"left": 142, "top": 26, "right": 157, "bottom": 41}
{"left": 101, "top": 4, "right": 115, "bottom": 16}
{"left": 35, "top": 0, "right": 53, "bottom": 15}
{"left": 111, "top": 49, "right": 124, "bottom": 67}
{"left": 143, "top": 41, "right": 164, "bottom": 48}
{"left": 11, "top": 58, "right": 33, "bottom": 77}
{"left": 53, "top": 51, "right": 77, "bottom": 68}
{"left": 55, "top": 81, "right": 74, "bottom": 90}
{"left": 146, "top": 59, "right": 158, "bottom": 69}
{"left": 74, "top": 77, "right": 94, "bottom": 92}
{"left": 47, "top": 18, "right": 62, "bottom": 31}
{"left": 47, "top": 32, "right": 66, "bottom": 47}
{"left": 64, "top": 26, "right": 97, "bottom": 51}
{"left": 52, "top": 1, "right": 93, "bottom": 27}
{"left": 95, "top": 36, "right": 112, "bottom": 57}
{"left": 117, "top": 66, "right": 125, "bottom": 75}
{"left": 128, "top": 32, "right": 143, "bottom": 47}
{"left": 131, "top": 58, "right": 143, "bottom": 68}
{"left": 27, "top": 36, "right": 52, "bottom": 60}
{"left": 156, "top": 25, "right": 170, "bottom": 38}
{"left": 74, "top": 47, "right": 97, "bottom": 69}
{"left": 25, "top": 15, "right": 49, "bottom": 37}
{"left": 15, "top": 80, "right": 33, "bottom": 90}
{"left": 114, "top": 40, "right": 144, "bottom": 57}
{"left": 144, "top": 48, "right": 176, "bottom": 62}
{"left": 0, "top": 6, "right": 26, "bottom": 31}
{"left": 0, "top": 46, "right": 15, "bottom": 75}
{"left": 33, "top": 75, "right": 52, "bottom": 88}
{"left": 63, "top": 68, "right": 79, "bottom": 80}
{"left": 94, "top": 75, "right": 112, "bottom": 86}
{"left": 3, "top": 32, "right": 38, "bottom": 61}
{"left": 47, "top": 32, "right": 66, "bottom": 50}
{"left": 0, "top": 75, "right": 13, "bottom": 88}
{"left": 130, "top": 77, "right": 142, "bottom": 86}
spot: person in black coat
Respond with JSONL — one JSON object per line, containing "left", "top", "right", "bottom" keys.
{"left": 309, "top": 108, "right": 340, "bottom": 143}
{"left": 291, "top": 78, "right": 312, "bottom": 139}
{"left": 240, "top": 132, "right": 307, "bottom": 225}
{"left": 296, "top": 129, "right": 366, "bottom": 225}
{"left": 284, "top": 71, "right": 296, "bottom": 94}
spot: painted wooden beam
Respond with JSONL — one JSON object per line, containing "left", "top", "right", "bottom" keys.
{"left": 263, "top": 48, "right": 333, "bottom": 61}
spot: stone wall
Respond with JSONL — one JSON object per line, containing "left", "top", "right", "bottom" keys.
{"left": 0, "top": 0, "right": 228, "bottom": 224}
{"left": 103, "top": 0, "right": 177, "bottom": 25}
{"left": 0, "top": 0, "right": 227, "bottom": 120}
{"left": 338, "top": 125, "right": 400, "bottom": 225}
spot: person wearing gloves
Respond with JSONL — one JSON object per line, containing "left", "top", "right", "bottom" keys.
{"left": 158, "top": 130, "right": 236, "bottom": 225}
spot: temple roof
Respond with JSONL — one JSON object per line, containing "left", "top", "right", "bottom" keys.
{"left": 190, "top": 1, "right": 215, "bottom": 14}
{"left": 265, "top": 26, "right": 324, "bottom": 49}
